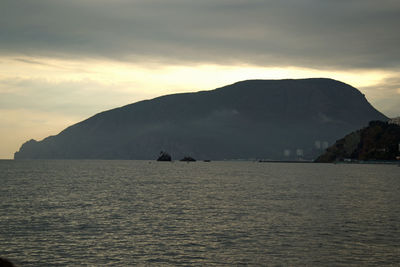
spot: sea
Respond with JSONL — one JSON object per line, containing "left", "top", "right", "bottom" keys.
{"left": 0, "top": 160, "right": 399, "bottom": 266}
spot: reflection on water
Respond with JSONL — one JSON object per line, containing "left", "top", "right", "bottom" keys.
{"left": 0, "top": 160, "right": 399, "bottom": 266}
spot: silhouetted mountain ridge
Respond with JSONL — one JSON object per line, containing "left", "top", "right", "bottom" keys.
{"left": 14, "top": 78, "right": 387, "bottom": 160}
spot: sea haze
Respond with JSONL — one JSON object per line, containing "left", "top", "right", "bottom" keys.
{"left": 1, "top": 160, "right": 399, "bottom": 266}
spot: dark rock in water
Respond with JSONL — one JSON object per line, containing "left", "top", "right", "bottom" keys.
{"left": 315, "top": 120, "right": 400, "bottom": 162}
{"left": 14, "top": 78, "right": 388, "bottom": 160}
{"left": 157, "top": 151, "right": 172, "bottom": 161}
{"left": 0, "top": 258, "right": 15, "bottom": 267}
{"left": 180, "top": 156, "right": 196, "bottom": 162}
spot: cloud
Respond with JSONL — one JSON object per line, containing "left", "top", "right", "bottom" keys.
{"left": 1, "top": 56, "right": 397, "bottom": 120}
{"left": 360, "top": 76, "right": 400, "bottom": 117}
{"left": 0, "top": 74, "right": 151, "bottom": 158}
{"left": 1, "top": 0, "right": 400, "bottom": 69}
{"left": 2, "top": 0, "right": 400, "bottom": 158}
{"left": 0, "top": 77, "right": 146, "bottom": 116}
{"left": 1, "top": 58, "right": 398, "bottom": 158}
{"left": 0, "top": 108, "right": 80, "bottom": 159}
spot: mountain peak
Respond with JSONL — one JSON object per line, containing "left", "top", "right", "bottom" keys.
{"left": 15, "top": 78, "right": 387, "bottom": 160}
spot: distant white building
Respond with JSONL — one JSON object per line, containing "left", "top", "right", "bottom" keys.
{"left": 284, "top": 149, "right": 291, "bottom": 157}
{"left": 296, "top": 149, "right": 303, "bottom": 156}
{"left": 314, "top": 140, "right": 321, "bottom": 149}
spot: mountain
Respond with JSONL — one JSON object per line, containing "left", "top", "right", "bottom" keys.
{"left": 14, "top": 78, "right": 388, "bottom": 160}
{"left": 315, "top": 120, "right": 400, "bottom": 163}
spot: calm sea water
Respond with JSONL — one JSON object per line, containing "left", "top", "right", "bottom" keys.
{"left": 0, "top": 160, "right": 399, "bottom": 266}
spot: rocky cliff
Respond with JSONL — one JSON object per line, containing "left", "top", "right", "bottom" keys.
{"left": 315, "top": 120, "right": 400, "bottom": 162}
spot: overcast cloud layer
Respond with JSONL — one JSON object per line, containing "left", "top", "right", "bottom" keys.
{"left": 1, "top": 0, "right": 400, "bottom": 159}
{"left": 1, "top": 0, "right": 400, "bottom": 69}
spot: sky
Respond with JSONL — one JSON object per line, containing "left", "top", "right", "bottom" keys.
{"left": 1, "top": 0, "right": 400, "bottom": 159}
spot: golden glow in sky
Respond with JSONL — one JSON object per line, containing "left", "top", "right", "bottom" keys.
{"left": 0, "top": 56, "right": 399, "bottom": 159}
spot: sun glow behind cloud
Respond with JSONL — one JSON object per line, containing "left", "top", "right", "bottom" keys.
{"left": 0, "top": 55, "right": 398, "bottom": 159}
{"left": 1, "top": 56, "right": 393, "bottom": 90}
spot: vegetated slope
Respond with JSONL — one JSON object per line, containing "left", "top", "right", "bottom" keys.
{"left": 15, "top": 78, "right": 388, "bottom": 160}
{"left": 315, "top": 120, "right": 400, "bottom": 162}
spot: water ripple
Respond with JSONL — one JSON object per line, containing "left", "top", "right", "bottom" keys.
{"left": 0, "top": 160, "right": 399, "bottom": 266}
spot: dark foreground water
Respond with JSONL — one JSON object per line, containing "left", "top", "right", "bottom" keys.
{"left": 0, "top": 160, "right": 399, "bottom": 266}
